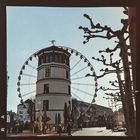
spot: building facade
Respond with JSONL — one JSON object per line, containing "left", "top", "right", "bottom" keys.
{"left": 113, "top": 108, "right": 125, "bottom": 128}
{"left": 17, "top": 99, "right": 34, "bottom": 123}
{"left": 72, "top": 99, "right": 113, "bottom": 128}
{"left": 7, "top": 111, "right": 18, "bottom": 133}
{"left": 35, "top": 46, "right": 72, "bottom": 125}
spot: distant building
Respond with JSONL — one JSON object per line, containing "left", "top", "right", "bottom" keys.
{"left": 35, "top": 46, "right": 71, "bottom": 125}
{"left": 17, "top": 99, "right": 35, "bottom": 123}
{"left": 7, "top": 112, "right": 10, "bottom": 123}
{"left": 72, "top": 99, "right": 113, "bottom": 128}
{"left": 7, "top": 110, "right": 17, "bottom": 133}
{"left": 7, "top": 111, "right": 17, "bottom": 123}
{"left": 113, "top": 108, "right": 125, "bottom": 127}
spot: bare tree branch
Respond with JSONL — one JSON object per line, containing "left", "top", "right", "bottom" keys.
{"left": 100, "top": 86, "right": 119, "bottom": 91}
{"left": 99, "top": 43, "right": 120, "bottom": 53}
{"left": 123, "top": 7, "right": 128, "bottom": 15}
{"left": 109, "top": 81, "right": 119, "bottom": 88}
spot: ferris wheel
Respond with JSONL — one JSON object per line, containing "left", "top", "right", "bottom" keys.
{"left": 17, "top": 46, "right": 98, "bottom": 114}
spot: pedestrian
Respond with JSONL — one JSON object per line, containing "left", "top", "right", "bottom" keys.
{"left": 57, "top": 124, "right": 62, "bottom": 136}
{"left": 67, "top": 123, "right": 72, "bottom": 136}
{"left": 33, "top": 121, "right": 38, "bottom": 133}
{"left": 14, "top": 121, "right": 19, "bottom": 135}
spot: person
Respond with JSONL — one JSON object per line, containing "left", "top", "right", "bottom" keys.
{"left": 38, "top": 120, "right": 43, "bottom": 134}
{"left": 67, "top": 123, "right": 72, "bottom": 136}
{"left": 14, "top": 121, "right": 19, "bottom": 135}
{"left": 33, "top": 120, "right": 38, "bottom": 133}
{"left": 57, "top": 124, "right": 62, "bottom": 136}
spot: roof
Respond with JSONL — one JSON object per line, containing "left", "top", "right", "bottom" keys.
{"left": 24, "top": 98, "right": 33, "bottom": 104}
{"left": 72, "top": 99, "right": 113, "bottom": 114}
{"left": 37, "top": 46, "right": 71, "bottom": 56}
{"left": 17, "top": 99, "right": 34, "bottom": 107}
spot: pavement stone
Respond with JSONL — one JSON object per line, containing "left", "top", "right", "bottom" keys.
{"left": 7, "top": 127, "right": 126, "bottom": 137}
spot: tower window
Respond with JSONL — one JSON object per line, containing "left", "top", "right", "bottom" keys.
{"left": 58, "top": 55, "right": 61, "bottom": 63}
{"left": 45, "top": 67, "right": 50, "bottom": 77}
{"left": 50, "top": 54, "right": 53, "bottom": 62}
{"left": 66, "top": 70, "right": 69, "bottom": 79}
{"left": 66, "top": 58, "right": 69, "bottom": 66}
{"left": 44, "top": 84, "right": 49, "bottom": 94}
{"left": 68, "top": 85, "right": 71, "bottom": 95}
{"left": 46, "top": 55, "right": 49, "bottom": 63}
{"left": 43, "top": 100, "right": 49, "bottom": 110}
{"left": 55, "top": 54, "right": 58, "bottom": 62}
{"left": 39, "top": 58, "right": 43, "bottom": 65}
{"left": 41, "top": 58, "right": 44, "bottom": 64}
{"left": 62, "top": 55, "right": 65, "bottom": 63}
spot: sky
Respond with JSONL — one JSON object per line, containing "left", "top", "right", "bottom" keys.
{"left": 7, "top": 6, "right": 127, "bottom": 113}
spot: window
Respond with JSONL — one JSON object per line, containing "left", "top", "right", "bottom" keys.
{"left": 59, "top": 55, "right": 62, "bottom": 63}
{"left": 39, "top": 57, "right": 44, "bottom": 65}
{"left": 19, "top": 115, "right": 23, "bottom": 119}
{"left": 64, "top": 56, "right": 66, "bottom": 64}
{"left": 19, "top": 111, "right": 23, "bottom": 114}
{"left": 68, "top": 85, "right": 71, "bottom": 95}
{"left": 50, "top": 54, "right": 53, "bottom": 62}
{"left": 38, "top": 58, "right": 41, "bottom": 65}
{"left": 41, "top": 58, "right": 44, "bottom": 64}
{"left": 46, "top": 55, "right": 49, "bottom": 63}
{"left": 66, "top": 70, "right": 69, "bottom": 79}
{"left": 45, "top": 67, "right": 50, "bottom": 77}
{"left": 27, "top": 115, "right": 30, "bottom": 119}
{"left": 43, "top": 100, "right": 49, "bottom": 111}
{"left": 66, "top": 57, "right": 69, "bottom": 66}
{"left": 55, "top": 54, "right": 58, "bottom": 62}
{"left": 48, "top": 55, "right": 50, "bottom": 62}
{"left": 44, "top": 84, "right": 49, "bottom": 94}
{"left": 62, "top": 55, "right": 65, "bottom": 63}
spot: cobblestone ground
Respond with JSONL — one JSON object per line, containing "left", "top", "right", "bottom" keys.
{"left": 7, "top": 127, "right": 126, "bottom": 137}
{"left": 72, "top": 127, "right": 126, "bottom": 136}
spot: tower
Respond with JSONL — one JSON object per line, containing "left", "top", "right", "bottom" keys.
{"left": 35, "top": 46, "right": 71, "bottom": 125}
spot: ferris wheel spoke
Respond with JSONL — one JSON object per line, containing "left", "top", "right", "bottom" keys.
{"left": 20, "top": 83, "right": 36, "bottom": 86}
{"left": 71, "top": 59, "right": 82, "bottom": 70}
{"left": 22, "top": 90, "right": 36, "bottom": 97}
{"left": 22, "top": 73, "right": 37, "bottom": 78}
{"left": 71, "top": 66, "right": 88, "bottom": 77}
{"left": 71, "top": 76, "right": 87, "bottom": 80}
{"left": 71, "top": 92, "right": 84, "bottom": 102}
{"left": 72, "top": 82, "right": 95, "bottom": 86}
{"left": 27, "top": 64, "right": 37, "bottom": 70}
{"left": 17, "top": 46, "right": 98, "bottom": 116}
{"left": 71, "top": 86, "right": 93, "bottom": 97}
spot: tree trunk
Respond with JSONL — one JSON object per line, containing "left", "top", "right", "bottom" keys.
{"left": 116, "top": 68, "right": 131, "bottom": 135}
{"left": 120, "top": 36, "right": 136, "bottom": 136}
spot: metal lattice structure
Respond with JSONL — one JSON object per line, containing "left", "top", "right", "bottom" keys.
{"left": 17, "top": 46, "right": 98, "bottom": 115}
